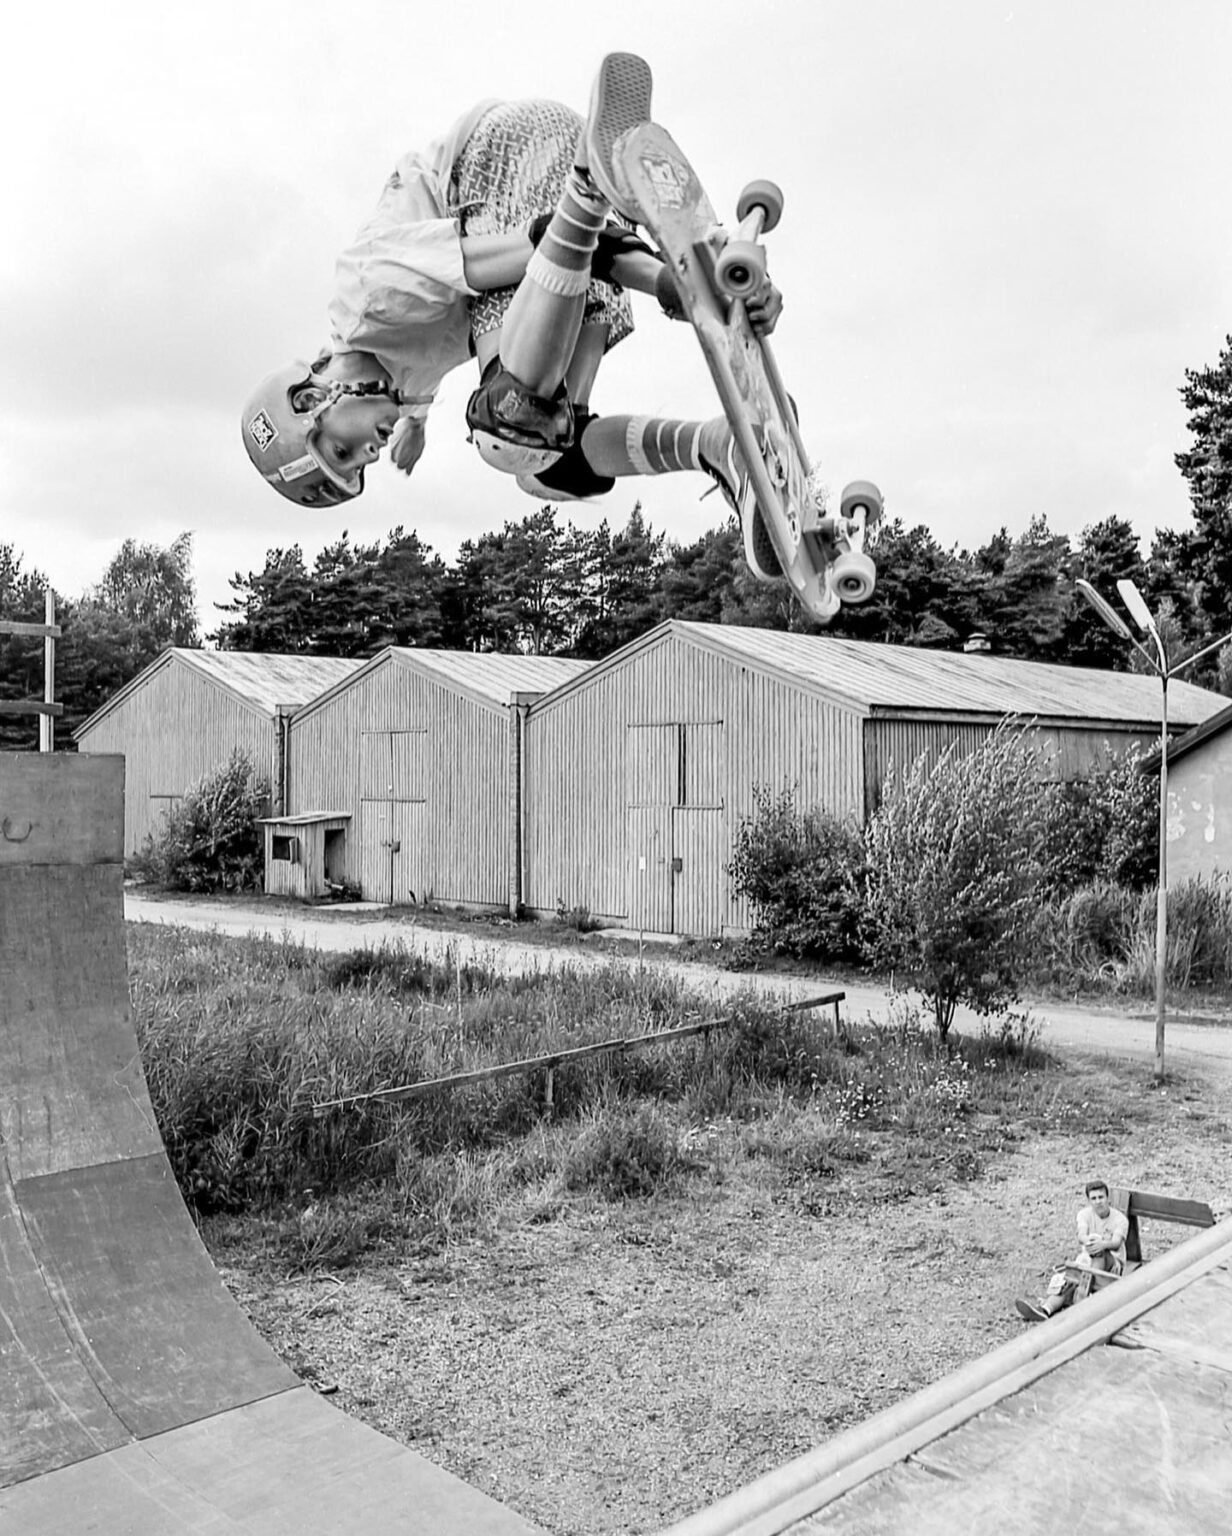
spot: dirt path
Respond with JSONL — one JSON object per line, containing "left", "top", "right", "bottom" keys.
{"left": 125, "top": 891, "right": 1232, "bottom": 1083}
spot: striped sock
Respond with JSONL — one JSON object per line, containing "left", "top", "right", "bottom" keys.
{"left": 625, "top": 416, "right": 707, "bottom": 476}
{"left": 525, "top": 169, "right": 609, "bottom": 299}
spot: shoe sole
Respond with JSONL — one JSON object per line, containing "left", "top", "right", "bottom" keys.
{"left": 707, "top": 434, "right": 783, "bottom": 582}
{"left": 1015, "top": 1299, "right": 1047, "bottom": 1322}
{"left": 585, "top": 53, "right": 653, "bottom": 219}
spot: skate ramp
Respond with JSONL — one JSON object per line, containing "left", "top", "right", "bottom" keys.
{"left": 0, "top": 752, "right": 541, "bottom": 1534}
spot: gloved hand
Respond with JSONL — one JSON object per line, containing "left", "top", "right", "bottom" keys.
{"left": 529, "top": 215, "right": 661, "bottom": 285}
{"left": 655, "top": 264, "right": 688, "bottom": 322}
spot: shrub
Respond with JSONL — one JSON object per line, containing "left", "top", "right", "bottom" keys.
{"left": 727, "top": 785, "right": 867, "bottom": 960}
{"left": 130, "top": 748, "right": 268, "bottom": 893}
{"left": 1037, "top": 747, "right": 1158, "bottom": 897}
{"left": 863, "top": 722, "right": 1053, "bottom": 1038}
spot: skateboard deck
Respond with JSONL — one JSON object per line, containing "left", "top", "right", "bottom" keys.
{"left": 614, "top": 121, "right": 881, "bottom": 623}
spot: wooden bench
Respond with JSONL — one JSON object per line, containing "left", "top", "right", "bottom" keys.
{"left": 1065, "top": 1187, "right": 1216, "bottom": 1298}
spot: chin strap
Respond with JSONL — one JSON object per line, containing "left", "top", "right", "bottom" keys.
{"left": 305, "top": 375, "right": 404, "bottom": 427}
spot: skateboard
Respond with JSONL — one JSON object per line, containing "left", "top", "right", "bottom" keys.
{"left": 614, "top": 121, "right": 882, "bottom": 623}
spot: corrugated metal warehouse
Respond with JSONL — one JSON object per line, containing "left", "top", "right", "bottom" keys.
{"left": 286, "top": 647, "right": 591, "bottom": 909}
{"left": 522, "top": 620, "right": 1229, "bottom": 938}
{"left": 74, "top": 650, "right": 360, "bottom": 855}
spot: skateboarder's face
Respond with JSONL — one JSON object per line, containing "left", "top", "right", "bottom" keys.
{"left": 313, "top": 393, "right": 401, "bottom": 477}
{"left": 1087, "top": 1187, "right": 1111, "bottom": 1217}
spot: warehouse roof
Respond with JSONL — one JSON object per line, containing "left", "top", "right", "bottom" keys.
{"left": 1143, "top": 698, "right": 1232, "bottom": 772}
{"left": 74, "top": 649, "right": 362, "bottom": 739}
{"left": 535, "top": 621, "right": 1227, "bottom": 727}
{"left": 293, "top": 646, "right": 594, "bottom": 720}
{"left": 678, "top": 623, "right": 1227, "bottom": 724}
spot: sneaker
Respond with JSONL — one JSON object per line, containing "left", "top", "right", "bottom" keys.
{"left": 578, "top": 53, "right": 653, "bottom": 221}
{"left": 1015, "top": 1297, "right": 1048, "bottom": 1323}
{"left": 700, "top": 426, "right": 781, "bottom": 580}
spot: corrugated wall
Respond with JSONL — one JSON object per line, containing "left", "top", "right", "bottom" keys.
{"left": 864, "top": 718, "right": 1158, "bottom": 808}
{"left": 76, "top": 663, "right": 274, "bottom": 855}
{"left": 524, "top": 632, "right": 864, "bottom": 934}
{"left": 288, "top": 660, "right": 510, "bottom": 906}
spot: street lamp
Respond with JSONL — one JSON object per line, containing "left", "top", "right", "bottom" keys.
{"left": 1076, "top": 578, "right": 1232, "bottom": 1081}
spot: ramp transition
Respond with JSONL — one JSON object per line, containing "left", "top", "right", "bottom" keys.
{"left": 0, "top": 752, "right": 541, "bottom": 1535}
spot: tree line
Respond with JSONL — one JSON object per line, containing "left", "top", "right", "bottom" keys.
{"left": 4, "top": 334, "right": 1231, "bottom": 747}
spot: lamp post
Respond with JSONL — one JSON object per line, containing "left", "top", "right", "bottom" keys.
{"left": 1076, "top": 578, "right": 1232, "bottom": 1082}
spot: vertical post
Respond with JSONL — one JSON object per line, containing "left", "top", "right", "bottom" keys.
{"left": 1155, "top": 674, "right": 1168, "bottom": 1083}
{"left": 40, "top": 591, "right": 55, "bottom": 753}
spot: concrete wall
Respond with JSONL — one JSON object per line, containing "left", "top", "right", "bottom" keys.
{"left": 1166, "top": 731, "right": 1232, "bottom": 882}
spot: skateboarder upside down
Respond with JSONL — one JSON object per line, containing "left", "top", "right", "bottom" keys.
{"left": 241, "top": 54, "right": 782, "bottom": 531}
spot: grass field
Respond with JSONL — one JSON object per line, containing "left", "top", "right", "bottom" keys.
{"left": 128, "top": 923, "right": 1232, "bottom": 1532}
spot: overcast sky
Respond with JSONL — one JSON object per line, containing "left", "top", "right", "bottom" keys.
{"left": 4, "top": 1, "right": 1229, "bottom": 635}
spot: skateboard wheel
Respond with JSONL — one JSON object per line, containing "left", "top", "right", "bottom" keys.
{"left": 813, "top": 585, "right": 841, "bottom": 622}
{"left": 840, "top": 480, "right": 884, "bottom": 524}
{"left": 831, "top": 551, "right": 877, "bottom": 604}
{"left": 736, "top": 179, "right": 784, "bottom": 233}
{"left": 715, "top": 239, "right": 766, "bottom": 299}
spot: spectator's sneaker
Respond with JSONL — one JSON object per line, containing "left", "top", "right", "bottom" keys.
{"left": 577, "top": 53, "right": 653, "bottom": 221}
{"left": 701, "top": 425, "right": 781, "bottom": 581}
{"left": 1015, "top": 1297, "right": 1048, "bottom": 1322}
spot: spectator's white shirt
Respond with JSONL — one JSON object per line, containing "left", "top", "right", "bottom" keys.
{"left": 1075, "top": 1204, "right": 1130, "bottom": 1270}
{"left": 328, "top": 100, "right": 499, "bottom": 421}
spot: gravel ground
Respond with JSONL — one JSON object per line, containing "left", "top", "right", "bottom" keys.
{"left": 213, "top": 1106, "right": 1231, "bottom": 1536}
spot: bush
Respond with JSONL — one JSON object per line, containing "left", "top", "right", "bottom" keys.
{"left": 130, "top": 748, "right": 268, "bottom": 893}
{"left": 863, "top": 722, "right": 1053, "bottom": 1038}
{"left": 1037, "top": 747, "right": 1158, "bottom": 897}
{"left": 727, "top": 785, "right": 867, "bottom": 960}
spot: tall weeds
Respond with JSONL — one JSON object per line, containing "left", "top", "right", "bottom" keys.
{"left": 1030, "top": 874, "right": 1232, "bottom": 995}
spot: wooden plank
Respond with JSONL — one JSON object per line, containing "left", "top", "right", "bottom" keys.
{"left": 0, "top": 700, "right": 64, "bottom": 717}
{"left": 0, "top": 753, "right": 124, "bottom": 866}
{"left": 1126, "top": 1190, "right": 1215, "bottom": 1227}
{"left": 0, "top": 620, "right": 62, "bottom": 638}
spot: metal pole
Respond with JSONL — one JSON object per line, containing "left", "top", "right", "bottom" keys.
{"left": 1154, "top": 672, "right": 1168, "bottom": 1082}
{"left": 40, "top": 591, "right": 55, "bottom": 753}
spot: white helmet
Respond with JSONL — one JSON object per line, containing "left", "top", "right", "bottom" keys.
{"left": 241, "top": 361, "right": 396, "bottom": 507}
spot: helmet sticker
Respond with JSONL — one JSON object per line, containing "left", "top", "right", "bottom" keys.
{"left": 278, "top": 454, "right": 318, "bottom": 482}
{"left": 247, "top": 409, "right": 279, "bottom": 452}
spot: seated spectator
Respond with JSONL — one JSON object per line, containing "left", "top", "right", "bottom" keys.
{"left": 1016, "top": 1178, "right": 1130, "bottom": 1322}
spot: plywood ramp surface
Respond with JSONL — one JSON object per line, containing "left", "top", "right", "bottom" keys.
{"left": 0, "top": 753, "right": 541, "bottom": 1535}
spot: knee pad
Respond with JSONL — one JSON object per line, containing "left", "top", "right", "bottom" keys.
{"left": 466, "top": 358, "right": 574, "bottom": 477}
{"left": 518, "top": 410, "right": 615, "bottom": 501}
